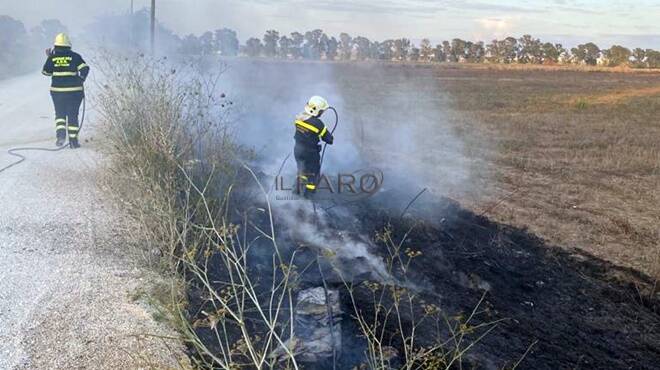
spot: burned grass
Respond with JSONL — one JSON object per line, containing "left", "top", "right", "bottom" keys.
{"left": 349, "top": 196, "right": 660, "bottom": 369}
{"left": 187, "top": 192, "right": 660, "bottom": 369}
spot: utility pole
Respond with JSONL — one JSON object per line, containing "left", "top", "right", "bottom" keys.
{"left": 129, "top": 0, "right": 134, "bottom": 47}
{"left": 150, "top": 0, "right": 156, "bottom": 55}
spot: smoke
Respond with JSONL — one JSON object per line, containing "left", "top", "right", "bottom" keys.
{"left": 222, "top": 60, "right": 474, "bottom": 205}
{"left": 276, "top": 200, "right": 391, "bottom": 281}
{"left": 218, "top": 59, "right": 477, "bottom": 282}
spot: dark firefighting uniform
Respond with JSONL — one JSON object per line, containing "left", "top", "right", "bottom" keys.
{"left": 294, "top": 114, "right": 333, "bottom": 193}
{"left": 41, "top": 46, "right": 90, "bottom": 144}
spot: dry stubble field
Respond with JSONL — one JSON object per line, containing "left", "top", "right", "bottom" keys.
{"left": 331, "top": 63, "right": 660, "bottom": 278}
{"left": 435, "top": 65, "right": 660, "bottom": 280}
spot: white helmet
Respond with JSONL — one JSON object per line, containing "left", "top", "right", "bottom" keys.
{"left": 304, "top": 96, "right": 329, "bottom": 117}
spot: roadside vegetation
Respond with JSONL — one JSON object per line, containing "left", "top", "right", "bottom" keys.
{"left": 94, "top": 54, "right": 502, "bottom": 369}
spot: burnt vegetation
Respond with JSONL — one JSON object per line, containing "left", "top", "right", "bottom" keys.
{"left": 94, "top": 54, "right": 660, "bottom": 370}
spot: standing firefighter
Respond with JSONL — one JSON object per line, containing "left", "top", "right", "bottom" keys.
{"left": 41, "top": 33, "right": 89, "bottom": 148}
{"left": 294, "top": 96, "right": 334, "bottom": 196}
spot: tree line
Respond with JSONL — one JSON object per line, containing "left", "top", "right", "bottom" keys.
{"left": 2, "top": 12, "right": 659, "bottom": 72}
{"left": 0, "top": 15, "right": 70, "bottom": 79}
{"left": 182, "top": 29, "right": 660, "bottom": 69}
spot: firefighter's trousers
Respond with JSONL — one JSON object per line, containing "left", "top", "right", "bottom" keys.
{"left": 294, "top": 143, "right": 321, "bottom": 193}
{"left": 51, "top": 91, "right": 83, "bottom": 143}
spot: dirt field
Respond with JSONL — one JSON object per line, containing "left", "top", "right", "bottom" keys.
{"left": 433, "top": 65, "right": 660, "bottom": 278}
{"left": 324, "top": 62, "right": 660, "bottom": 279}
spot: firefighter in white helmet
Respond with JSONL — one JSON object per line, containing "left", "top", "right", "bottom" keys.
{"left": 293, "top": 96, "right": 334, "bottom": 196}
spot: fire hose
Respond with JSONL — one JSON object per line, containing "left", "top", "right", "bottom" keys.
{"left": 311, "top": 107, "right": 338, "bottom": 213}
{"left": 318, "top": 106, "right": 339, "bottom": 175}
{"left": 0, "top": 95, "right": 86, "bottom": 175}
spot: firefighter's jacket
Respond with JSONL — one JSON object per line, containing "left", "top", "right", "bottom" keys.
{"left": 294, "top": 113, "right": 333, "bottom": 149}
{"left": 41, "top": 46, "right": 90, "bottom": 93}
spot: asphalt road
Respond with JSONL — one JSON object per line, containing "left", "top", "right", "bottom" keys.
{"left": 0, "top": 74, "right": 185, "bottom": 369}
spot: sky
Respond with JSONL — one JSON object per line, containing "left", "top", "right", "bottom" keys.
{"left": 2, "top": 0, "right": 659, "bottom": 48}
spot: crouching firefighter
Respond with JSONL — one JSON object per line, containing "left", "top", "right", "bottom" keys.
{"left": 293, "top": 96, "right": 334, "bottom": 197}
{"left": 41, "top": 33, "right": 89, "bottom": 148}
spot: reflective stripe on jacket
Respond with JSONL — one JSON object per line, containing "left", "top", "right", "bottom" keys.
{"left": 294, "top": 114, "right": 333, "bottom": 147}
{"left": 42, "top": 46, "right": 89, "bottom": 92}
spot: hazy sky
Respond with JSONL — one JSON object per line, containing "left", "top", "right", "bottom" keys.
{"left": 3, "top": 0, "right": 660, "bottom": 48}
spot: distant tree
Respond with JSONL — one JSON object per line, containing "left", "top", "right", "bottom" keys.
{"left": 368, "top": 41, "right": 380, "bottom": 59}
{"left": 278, "top": 35, "right": 291, "bottom": 58}
{"left": 353, "top": 36, "right": 371, "bottom": 60}
{"left": 606, "top": 45, "right": 631, "bottom": 66}
{"left": 339, "top": 33, "right": 353, "bottom": 60}
{"left": 244, "top": 37, "right": 263, "bottom": 57}
{"left": 463, "top": 41, "right": 474, "bottom": 61}
{"left": 380, "top": 40, "right": 395, "bottom": 60}
{"left": 645, "top": 49, "right": 660, "bottom": 68}
{"left": 393, "top": 38, "right": 411, "bottom": 61}
{"left": 87, "top": 8, "right": 181, "bottom": 54}
{"left": 541, "top": 42, "right": 560, "bottom": 63}
{"left": 501, "top": 37, "right": 518, "bottom": 63}
{"left": 442, "top": 41, "right": 452, "bottom": 61}
{"left": 215, "top": 28, "right": 239, "bottom": 56}
{"left": 290, "top": 32, "right": 304, "bottom": 59}
{"left": 571, "top": 42, "right": 600, "bottom": 65}
{"left": 263, "top": 30, "right": 280, "bottom": 57}
{"left": 31, "top": 19, "right": 68, "bottom": 48}
{"left": 0, "top": 15, "right": 30, "bottom": 77}
{"left": 326, "top": 36, "right": 339, "bottom": 60}
{"left": 180, "top": 34, "right": 202, "bottom": 55}
{"left": 433, "top": 44, "right": 446, "bottom": 62}
{"left": 0, "top": 15, "right": 27, "bottom": 52}
{"left": 467, "top": 41, "right": 485, "bottom": 63}
{"left": 450, "top": 38, "right": 466, "bottom": 62}
{"left": 519, "top": 35, "right": 543, "bottom": 63}
{"left": 410, "top": 46, "right": 420, "bottom": 62}
{"left": 319, "top": 33, "right": 330, "bottom": 59}
{"left": 632, "top": 48, "right": 646, "bottom": 67}
{"left": 419, "top": 39, "right": 433, "bottom": 62}
{"left": 555, "top": 44, "right": 567, "bottom": 59}
{"left": 486, "top": 39, "right": 500, "bottom": 63}
{"left": 199, "top": 31, "right": 215, "bottom": 55}
{"left": 303, "top": 29, "right": 323, "bottom": 59}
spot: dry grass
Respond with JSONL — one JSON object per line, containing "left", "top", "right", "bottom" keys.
{"left": 449, "top": 62, "right": 660, "bottom": 74}
{"left": 436, "top": 67, "right": 660, "bottom": 281}
{"left": 568, "top": 85, "right": 660, "bottom": 105}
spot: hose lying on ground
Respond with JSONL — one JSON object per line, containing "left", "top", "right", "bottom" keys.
{"left": 0, "top": 97, "right": 85, "bottom": 175}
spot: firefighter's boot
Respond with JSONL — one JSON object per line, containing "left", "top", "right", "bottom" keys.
{"left": 69, "top": 139, "right": 80, "bottom": 149}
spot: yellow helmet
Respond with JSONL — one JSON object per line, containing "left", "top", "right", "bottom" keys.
{"left": 54, "top": 33, "right": 71, "bottom": 47}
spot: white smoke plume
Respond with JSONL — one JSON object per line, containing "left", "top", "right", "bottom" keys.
{"left": 274, "top": 199, "right": 391, "bottom": 281}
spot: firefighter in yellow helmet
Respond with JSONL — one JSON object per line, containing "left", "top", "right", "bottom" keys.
{"left": 293, "top": 96, "right": 334, "bottom": 196}
{"left": 41, "top": 33, "right": 90, "bottom": 148}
